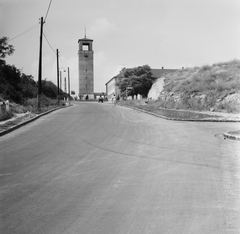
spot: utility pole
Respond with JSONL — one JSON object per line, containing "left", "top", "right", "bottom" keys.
{"left": 64, "top": 77, "right": 66, "bottom": 93}
{"left": 37, "top": 17, "right": 44, "bottom": 109}
{"left": 56, "top": 49, "right": 60, "bottom": 105}
{"left": 60, "top": 71, "right": 62, "bottom": 91}
{"left": 68, "top": 67, "right": 70, "bottom": 96}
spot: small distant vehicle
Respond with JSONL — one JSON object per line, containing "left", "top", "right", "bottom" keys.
{"left": 98, "top": 96, "right": 104, "bottom": 103}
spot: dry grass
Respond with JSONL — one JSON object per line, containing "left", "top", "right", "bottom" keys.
{"left": 159, "top": 60, "right": 240, "bottom": 112}
{"left": 165, "top": 60, "right": 240, "bottom": 94}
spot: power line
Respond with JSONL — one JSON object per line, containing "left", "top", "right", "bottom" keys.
{"left": 44, "top": 0, "right": 53, "bottom": 23}
{"left": 9, "top": 23, "right": 39, "bottom": 41}
{"left": 43, "top": 31, "right": 56, "bottom": 54}
{"left": 41, "top": 30, "right": 66, "bottom": 69}
{"left": 45, "top": 24, "right": 58, "bottom": 51}
{"left": 44, "top": 24, "right": 66, "bottom": 68}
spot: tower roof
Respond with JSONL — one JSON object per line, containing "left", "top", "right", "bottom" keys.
{"left": 78, "top": 28, "right": 93, "bottom": 42}
{"left": 78, "top": 37, "right": 93, "bottom": 43}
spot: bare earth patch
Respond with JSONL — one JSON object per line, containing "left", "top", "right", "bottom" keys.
{"left": 0, "top": 112, "right": 37, "bottom": 131}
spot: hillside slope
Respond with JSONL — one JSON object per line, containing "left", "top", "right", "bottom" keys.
{"left": 148, "top": 60, "right": 240, "bottom": 113}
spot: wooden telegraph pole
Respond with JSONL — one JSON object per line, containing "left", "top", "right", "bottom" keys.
{"left": 68, "top": 67, "right": 70, "bottom": 97}
{"left": 56, "top": 49, "right": 60, "bottom": 105}
{"left": 64, "top": 77, "right": 66, "bottom": 93}
{"left": 37, "top": 17, "right": 44, "bottom": 109}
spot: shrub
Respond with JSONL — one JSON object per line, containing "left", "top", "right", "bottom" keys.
{"left": 199, "top": 64, "right": 211, "bottom": 72}
{"left": 0, "top": 110, "right": 13, "bottom": 121}
{"left": 204, "top": 92, "right": 216, "bottom": 107}
{"left": 164, "top": 81, "right": 175, "bottom": 92}
{"left": 217, "top": 102, "right": 240, "bottom": 113}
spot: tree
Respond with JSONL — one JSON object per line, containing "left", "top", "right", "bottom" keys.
{"left": 117, "top": 65, "right": 156, "bottom": 98}
{"left": 0, "top": 37, "right": 14, "bottom": 61}
{"left": 0, "top": 63, "right": 37, "bottom": 103}
{"left": 41, "top": 80, "right": 58, "bottom": 99}
{"left": 0, "top": 37, "right": 61, "bottom": 103}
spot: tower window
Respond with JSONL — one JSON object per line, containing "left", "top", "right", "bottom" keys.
{"left": 82, "top": 45, "right": 89, "bottom": 51}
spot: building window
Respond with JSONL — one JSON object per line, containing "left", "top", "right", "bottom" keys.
{"left": 82, "top": 45, "right": 89, "bottom": 51}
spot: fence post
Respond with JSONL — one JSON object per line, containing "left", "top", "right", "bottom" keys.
{"left": 5, "top": 100, "right": 9, "bottom": 112}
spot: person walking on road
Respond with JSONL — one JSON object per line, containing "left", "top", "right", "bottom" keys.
{"left": 112, "top": 94, "right": 117, "bottom": 106}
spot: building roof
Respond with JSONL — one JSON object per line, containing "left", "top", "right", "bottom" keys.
{"left": 78, "top": 37, "right": 93, "bottom": 42}
{"left": 105, "top": 71, "right": 125, "bottom": 85}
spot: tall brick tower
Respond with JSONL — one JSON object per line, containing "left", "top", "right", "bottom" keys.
{"left": 78, "top": 35, "right": 94, "bottom": 98}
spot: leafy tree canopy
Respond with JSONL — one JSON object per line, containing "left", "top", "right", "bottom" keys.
{"left": 0, "top": 63, "right": 37, "bottom": 103}
{"left": 0, "top": 37, "right": 62, "bottom": 103}
{"left": 117, "top": 65, "right": 156, "bottom": 97}
{"left": 0, "top": 37, "right": 14, "bottom": 62}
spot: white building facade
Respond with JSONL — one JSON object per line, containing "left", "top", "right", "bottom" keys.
{"left": 105, "top": 68, "right": 178, "bottom": 101}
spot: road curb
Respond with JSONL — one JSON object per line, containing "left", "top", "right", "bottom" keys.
{"left": 122, "top": 105, "right": 240, "bottom": 141}
{"left": 127, "top": 106, "right": 240, "bottom": 122}
{"left": 0, "top": 105, "right": 72, "bottom": 137}
{"left": 223, "top": 132, "right": 240, "bottom": 141}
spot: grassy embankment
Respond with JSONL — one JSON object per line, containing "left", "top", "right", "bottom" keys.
{"left": 120, "top": 60, "right": 240, "bottom": 119}
{"left": 0, "top": 95, "right": 65, "bottom": 122}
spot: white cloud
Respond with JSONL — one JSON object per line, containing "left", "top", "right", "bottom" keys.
{"left": 88, "top": 18, "right": 121, "bottom": 37}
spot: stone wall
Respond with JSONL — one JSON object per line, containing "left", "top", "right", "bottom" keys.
{"left": 147, "top": 78, "right": 165, "bottom": 100}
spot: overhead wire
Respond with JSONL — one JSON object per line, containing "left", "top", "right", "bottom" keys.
{"left": 44, "top": 24, "right": 58, "bottom": 52}
{"left": 42, "top": 0, "right": 55, "bottom": 52}
{"left": 9, "top": 0, "right": 53, "bottom": 42}
{"left": 44, "top": 0, "right": 68, "bottom": 70}
{"left": 9, "top": 23, "right": 39, "bottom": 41}
{"left": 43, "top": 31, "right": 56, "bottom": 54}
{"left": 44, "top": 0, "right": 53, "bottom": 23}
{"left": 9, "top": 0, "right": 66, "bottom": 79}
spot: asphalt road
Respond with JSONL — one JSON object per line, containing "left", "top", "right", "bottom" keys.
{"left": 1, "top": 102, "right": 240, "bottom": 234}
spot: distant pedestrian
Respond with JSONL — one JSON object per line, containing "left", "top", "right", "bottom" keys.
{"left": 112, "top": 94, "right": 117, "bottom": 106}
{"left": 98, "top": 95, "right": 103, "bottom": 103}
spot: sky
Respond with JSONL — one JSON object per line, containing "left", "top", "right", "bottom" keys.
{"left": 1, "top": 0, "right": 240, "bottom": 94}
